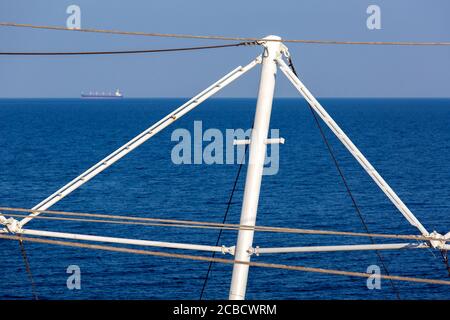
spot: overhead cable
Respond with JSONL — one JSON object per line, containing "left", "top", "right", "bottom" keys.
{"left": 0, "top": 42, "right": 257, "bottom": 56}
{"left": 1, "top": 22, "right": 450, "bottom": 46}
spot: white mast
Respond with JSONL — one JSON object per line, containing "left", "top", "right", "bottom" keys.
{"left": 229, "top": 35, "right": 283, "bottom": 300}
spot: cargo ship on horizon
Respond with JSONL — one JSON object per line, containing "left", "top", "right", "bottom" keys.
{"left": 81, "top": 89, "right": 123, "bottom": 99}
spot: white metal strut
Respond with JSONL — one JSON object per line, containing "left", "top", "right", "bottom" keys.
{"left": 276, "top": 57, "right": 430, "bottom": 237}
{"left": 229, "top": 36, "right": 283, "bottom": 300}
{"left": 17, "top": 56, "right": 261, "bottom": 228}
{"left": 254, "top": 242, "right": 429, "bottom": 254}
{"left": 18, "top": 228, "right": 233, "bottom": 254}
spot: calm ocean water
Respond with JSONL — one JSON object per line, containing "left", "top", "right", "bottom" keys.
{"left": 0, "top": 98, "right": 449, "bottom": 300}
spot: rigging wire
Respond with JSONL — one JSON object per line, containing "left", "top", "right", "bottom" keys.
{"left": 287, "top": 56, "right": 401, "bottom": 299}
{"left": 0, "top": 206, "right": 443, "bottom": 242}
{"left": 199, "top": 142, "right": 249, "bottom": 300}
{"left": 1, "top": 233, "right": 449, "bottom": 287}
{"left": 1, "top": 22, "right": 450, "bottom": 46}
{"left": 439, "top": 249, "right": 450, "bottom": 277}
{"left": 0, "top": 42, "right": 257, "bottom": 56}
{"left": 4, "top": 212, "right": 244, "bottom": 230}
{"left": 18, "top": 237, "right": 38, "bottom": 300}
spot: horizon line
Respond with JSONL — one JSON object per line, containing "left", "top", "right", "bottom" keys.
{"left": 1, "top": 96, "right": 450, "bottom": 100}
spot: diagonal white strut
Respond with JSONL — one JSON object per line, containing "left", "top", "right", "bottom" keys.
{"left": 17, "top": 56, "right": 262, "bottom": 228}
{"left": 276, "top": 57, "right": 429, "bottom": 236}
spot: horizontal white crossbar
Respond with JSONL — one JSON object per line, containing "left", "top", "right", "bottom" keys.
{"left": 18, "top": 228, "right": 232, "bottom": 254}
{"left": 2, "top": 225, "right": 443, "bottom": 255}
{"left": 255, "top": 242, "right": 430, "bottom": 254}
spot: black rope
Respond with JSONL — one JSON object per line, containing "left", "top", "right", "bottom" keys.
{"left": 439, "top": 249, "right": 450, "bottom": 276}
{"left": 287, "top": 57, "right": 401, "bottom": 300}
{"left": 0, "top": 42, "right": 257, "bottom": 56}
{"left": 199, "top": 143, "right": 249, "bottom": 299}
{"left": 18, "top": 237, "right": 39, "bottom": 300}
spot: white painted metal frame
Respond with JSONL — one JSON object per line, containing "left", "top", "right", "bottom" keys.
{"left": 17, "top": 56, "right": 262, "bottom": 228}
{"left": 0, "top": 36, "right": 448, "bottom": 301}
{"left": 19, "top": 229, "right": 231, "bottom": 253}
{"left": 229, "top": 36, "right": 283, "bottom": 300}
{"left": 2, "top": 224, "right": 438, "bottom": 254}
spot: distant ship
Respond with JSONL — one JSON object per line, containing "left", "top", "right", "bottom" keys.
{"left": 81, "top": 89, "right": 123, "bottom": 99}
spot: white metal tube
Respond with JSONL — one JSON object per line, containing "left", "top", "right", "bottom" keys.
{"left": 277, "top": 58, "right": 429, "bottom": 237}
{"left": 19, "top": 229, "right": 226, "bottom": 253}
{"left": 18, "top": 56, "right": 261, "bottom": 228}
{"left": 229, "top": 36, "right": 282, "bottom": 300}
{"left": 256, "top": 242, "right": 429, "bottom": 254}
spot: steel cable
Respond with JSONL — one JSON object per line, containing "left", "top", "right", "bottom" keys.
{"left": 287, "top": 57, "right": 401, "bottom": 299}
{"left": 18, "top": 237, "right": 39, "bottom": 300}
{"left": 0, "top": 42, "right": 257, "bottom": 56}
{"left": 199, "top": 142, "right": 249, "bottom": 299}
{"left": 0, "top": 207, "right": 443, "bottom": 242}
{"left": 1, "top": 22, "right": 450, "bottom": 46}
{"left": 1, "top": 234, "right": 449, "bottom": 287}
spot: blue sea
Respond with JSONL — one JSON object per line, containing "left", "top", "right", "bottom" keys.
{"left": 0, "top": 98, "right": 449, "bottom": 300}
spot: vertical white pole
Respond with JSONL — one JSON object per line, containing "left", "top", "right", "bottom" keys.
{"left": 229, "top": 35, "right": 282, "bottom": 300}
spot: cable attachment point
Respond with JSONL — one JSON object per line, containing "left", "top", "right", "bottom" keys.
{"left": 240, "top": 41, "right": 260, "bottom": 47}
{"left": 221, "top": 245, "right": 235, "bottom": 255}
{"left": 428, "top": 231, "right": 447, "bottom": 249}
{"left": 247, "top": 246, "right": 260, "bottom": 257}
{"left": 0, "top": 216, "right": 22, "bottom": 234}
{"left": 280, "top": 44, "right": 291, "bottom": 59}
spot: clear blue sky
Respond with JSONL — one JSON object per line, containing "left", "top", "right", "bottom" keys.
{"left": 0, "top": 0, "right": 449, "bottom": 98}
